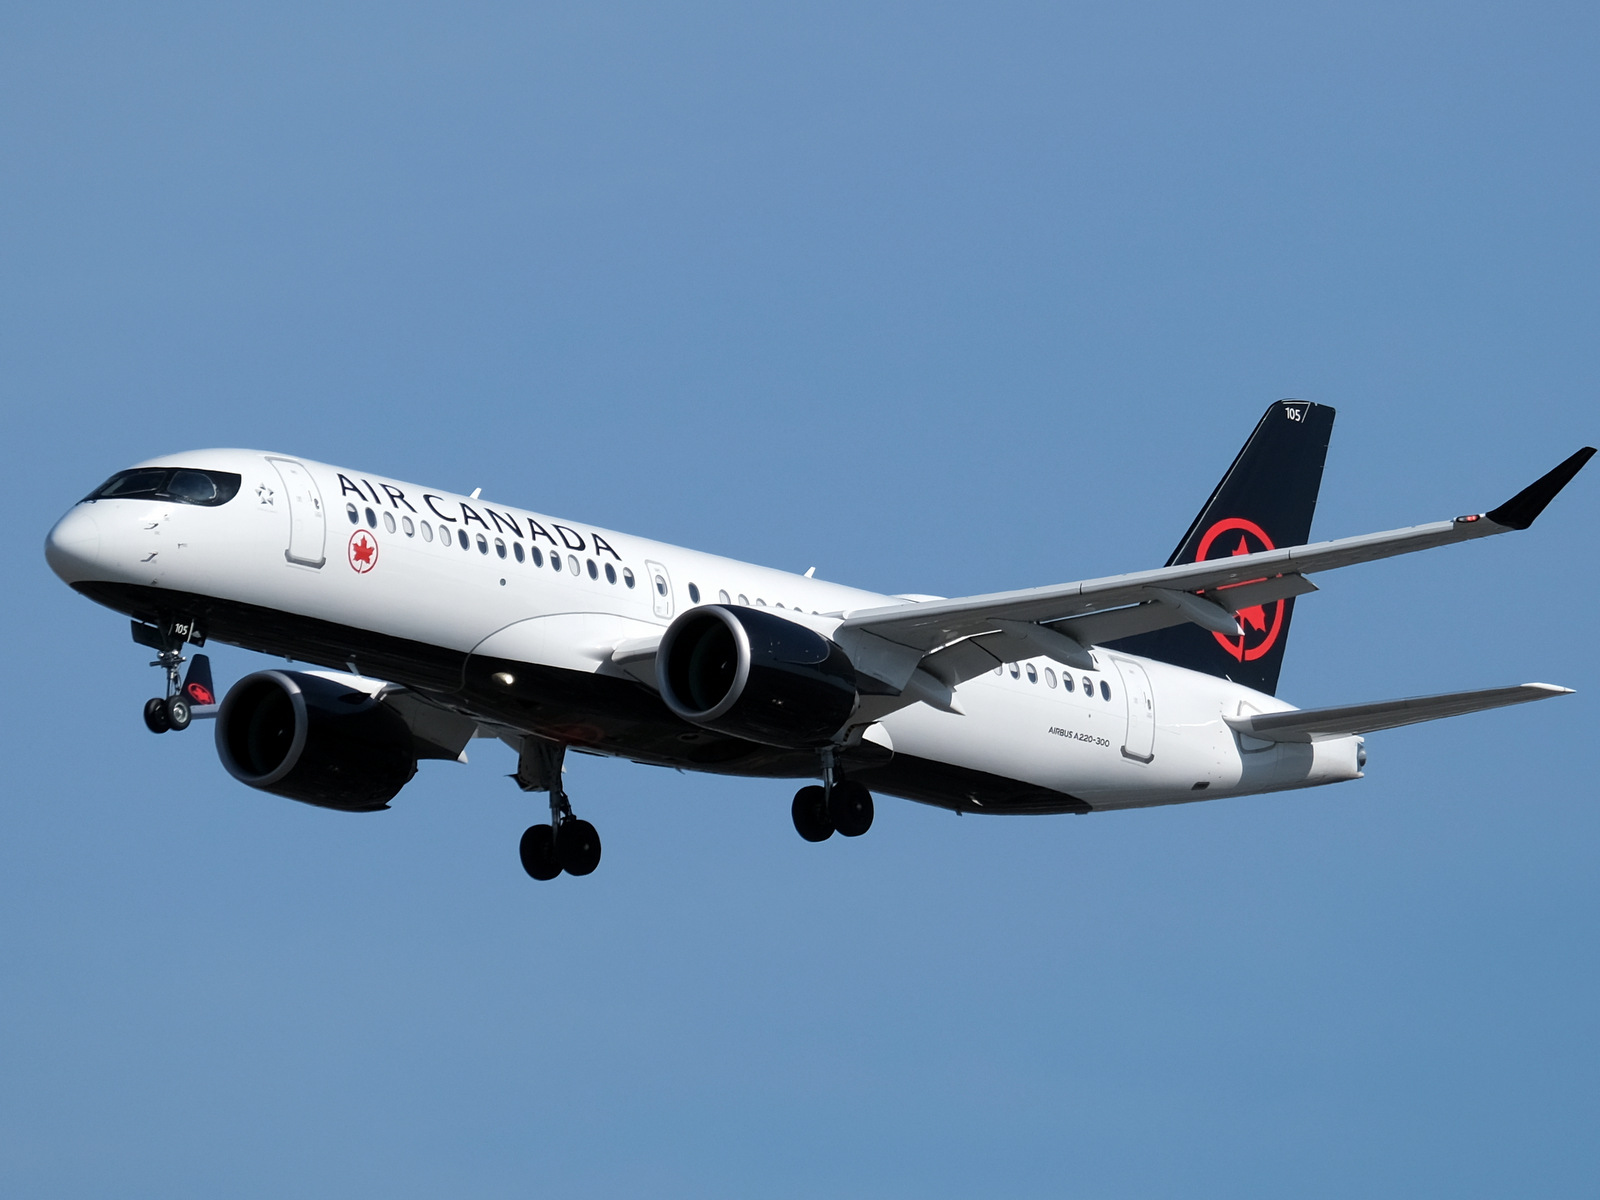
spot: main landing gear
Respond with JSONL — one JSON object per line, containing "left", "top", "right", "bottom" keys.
{"left": 515, "top": 738, "right": 602, "bottom": 881}
{"left": 791, "top": 748, "right": 874, "bottom": 842}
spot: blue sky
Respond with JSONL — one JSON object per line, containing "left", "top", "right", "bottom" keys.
{"left": 3, "top": 4, "right": 1597, "bottom": 1196}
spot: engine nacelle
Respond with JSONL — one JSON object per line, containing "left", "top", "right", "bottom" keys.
{"left": 215, "top": 671, "right": 417, "bottom": 812}
{"left": 657, "top": 605, "right": 858, "bottom": 748}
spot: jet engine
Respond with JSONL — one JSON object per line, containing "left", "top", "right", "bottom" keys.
{"left": 215, "top": 671, "right": 417, "bottom": 811}
{"left": 656, "top": 605, "right": 858, "bottom": 747}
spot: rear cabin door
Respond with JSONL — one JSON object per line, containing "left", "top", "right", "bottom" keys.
{"left": 645, "top": 560, "right": 673, "bottom": 619}
{"left": 267, "top": 456, "right": 327, "bottom": 568}
{"left": 1112, "top": 656, "right": 1156, "bottom": 762}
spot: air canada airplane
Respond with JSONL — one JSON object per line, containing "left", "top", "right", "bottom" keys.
{"left": 44, "top": 402, "right": 1593, "bottom": 880}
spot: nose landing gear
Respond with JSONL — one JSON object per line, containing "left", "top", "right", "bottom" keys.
{"left": 514, "top": 738, "right": 603, "bottom": 880}
{"left": 133, "top": 618, "right": 212, "bottom": 734}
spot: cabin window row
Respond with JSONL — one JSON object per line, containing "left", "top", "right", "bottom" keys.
{"left": 995, "top": 660, "right": 1112, "bottom": 701}
{"left": 677, "top": 584, "right": 818, "bottom": 615}
{"left": 346, "top": 503, "right": 635, "bottom": 587}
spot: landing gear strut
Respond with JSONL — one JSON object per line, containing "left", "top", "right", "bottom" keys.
{"left": 515, "top": 738, "right": 602, "bottom": 880}
{"left": 791, "top": 747, "right": 874, "bottom": 842}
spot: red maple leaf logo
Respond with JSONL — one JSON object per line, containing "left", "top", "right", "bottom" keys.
{"left": 1230, "top": 536, "right": 1269, "bottom": 633}
{"left": 348, "top": 530, "right": 378, "bottom": 572}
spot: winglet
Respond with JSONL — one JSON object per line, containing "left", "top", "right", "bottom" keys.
{"left": 1485, "top": 446, "right": 1596, "bottom": 530}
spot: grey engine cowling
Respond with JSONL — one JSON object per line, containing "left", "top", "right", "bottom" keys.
{"left": 656, "top": 605, "right": 858, "bottom": 748}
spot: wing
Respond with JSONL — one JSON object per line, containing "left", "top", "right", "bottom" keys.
{"left": 1225, "top": 683, "right": 1573, "bottom": 743}
{"left": 835, "top": 447, "right": 1594, "bottom": 692}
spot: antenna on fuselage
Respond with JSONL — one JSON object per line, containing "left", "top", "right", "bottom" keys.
{"left": 470, "top": 488, "right": 482, "bottom": 499}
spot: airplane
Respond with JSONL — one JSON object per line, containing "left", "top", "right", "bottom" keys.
{"left": 43, "top": 401, "right": 1594, "bottom": 880}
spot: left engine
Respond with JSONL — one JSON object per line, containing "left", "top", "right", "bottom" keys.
{"left": 215, "top": 670, "right": 417, "bottom": 811}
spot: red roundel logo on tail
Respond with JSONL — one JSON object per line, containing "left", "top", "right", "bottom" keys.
{"left": 348, "top": 529, "right": 378, "bottom": 573}
{"left": 1195, "top": 518, "right": 1282, "bottom": 662}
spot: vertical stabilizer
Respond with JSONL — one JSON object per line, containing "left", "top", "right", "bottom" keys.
{"left": 1106, "top": 400, "right": 1335, "bottom": 695}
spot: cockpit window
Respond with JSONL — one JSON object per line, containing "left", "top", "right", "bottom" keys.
{"left": 86, "top": 468, "right": 242, "bottom": 507}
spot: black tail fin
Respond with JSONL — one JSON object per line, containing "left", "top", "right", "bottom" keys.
{"left": 182, "top": 654, "right": 216, "bottom": 707}
{"left": 1106, "top": 399, "right": 1335, "bottom": 695}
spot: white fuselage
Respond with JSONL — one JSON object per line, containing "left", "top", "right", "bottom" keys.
{"left": 45, "top": 449, "right": 1364, "bottom": 813}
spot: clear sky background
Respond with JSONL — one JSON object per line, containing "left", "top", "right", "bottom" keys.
{"left": 3, "top": 4, "right": 1597, "bottom": 1196}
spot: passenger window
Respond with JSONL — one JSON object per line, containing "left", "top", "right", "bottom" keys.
{"left": 1082, "top": 676, "right": 1092, "bottom": 695}
{"left": 346, "top": 503, "right": 359, "bottom": 524}
{"left": 551, "top": 552, "right": 562, "bottom": 572}
{"left": 1044, "top": 668, "right": 1057, "bottom": 688}
{"left": 719, "top": 590, "right": 730, "bottom": 603}
{"left": 421, "top": 521, "right": 433, "bottom": 542}
{"left": 383, "top": 511, "right": 396, "bottom": 534}
{"left": 495, "top": 538, "right": 506, "bottom": 559}
{"left": 587, "top": 559, "right": 598, "bottom": 579}
{"left": 457, "top": 529, "right": 469, "bottom": 550}
{"left": 569, "top": 554, "right": 581, "bottom": 575}
{"left": 531, "top": 547, "right": 543, "bottom": 567}
{"left": 402, "top": 516, "right": 414, "bottom": 537}
{"left": 994, "top": 666, "right": 1004, "bottom": 676}
{"left": 688, "top": 583, "right": 700, "bottom": 603}
{"left": 1026, "top": 663, "right": 1038, "bottom": 683}
{"left": 654, "top": 573, "right": 668, "bottom": 596}
{"left": 513, "top": 542, "right": 524, "bottom": 562}
{"left": 1101, "top": 680, "right": 1111, "bottom": 701}
{"left": 755, "top": 598, "right": 766, "bottom": 606}
{"left": 1009, "top": 663, "right": 1020, "bottom": 678}
{"left": 365, "top": 507, "right": 377, "bottom": 527}
{"left": 737, "top": 594, "right": 748, "bottom": 605}
{"left": 776, "top": 602, "right": 784, "bottom": 608}
{"left": 605, "top": 563, "right": 616, "bottom": 583}
{"left": 623, "top": 567, "right": 635, "bottom": 588}
{"left": 477, "top": 535, "right": 489, "bottom": 554}
{"left": 1063, "top": 674, "right": 1074, "bottom": 693}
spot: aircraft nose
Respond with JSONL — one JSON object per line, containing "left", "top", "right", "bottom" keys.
{"left": 44, "top": 504, "right": 102, "bottom": 583}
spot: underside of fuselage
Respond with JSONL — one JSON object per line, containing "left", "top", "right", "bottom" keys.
{"left": 73, "top": 580, "right": 1095, "bottom": 816}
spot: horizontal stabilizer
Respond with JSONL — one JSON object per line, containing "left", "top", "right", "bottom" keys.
{"left": 1225, "top": 683, "right": 1574, "bottom": 743}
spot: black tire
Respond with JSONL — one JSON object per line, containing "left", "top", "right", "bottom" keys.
{"left": 791, "top": 785, "right": 833, "bottom": 842}
{"left": 519, "top": 824, "right": 561, "bottom": 881}
{"left": 143, "top": 697, "right": 170, "bottom": 734}
{"left": 165, "top": 695, "right": 192, "bottom": 731}
{"left": 558, "top": 819, "right": 602, "bottom": 876}
{"left": 829, "top": 780, "right": 874, "bottom": 837}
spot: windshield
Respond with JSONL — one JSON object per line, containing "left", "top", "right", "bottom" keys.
{"left": 85, "top": 468, "right": 242, "bottom": 507}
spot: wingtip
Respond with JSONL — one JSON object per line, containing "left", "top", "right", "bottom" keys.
{"left": 1485, "top": 446, "right": 1596, "bottom": 530}
{"left": 1524, "top": 682, "right": 1576, "bottom": 696}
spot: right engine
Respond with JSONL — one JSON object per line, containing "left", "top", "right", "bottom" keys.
{"left": 214, "top": 671, "right": 417, "bottom": 812}
{"left": 656, "top": 605, "right": 859, "bottom": 748}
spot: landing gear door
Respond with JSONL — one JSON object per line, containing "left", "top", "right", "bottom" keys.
{"left": 267, "top": 456, "right": 327, "bottom": 568}
{"left": 644, "top": 560, "right": 673, "bottom": 619}
{"left": 1111, "top": 656, "right": 1156, "bottom": 762}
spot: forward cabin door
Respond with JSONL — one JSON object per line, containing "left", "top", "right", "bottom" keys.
{"left": 267, "top": 456, "right": 327, "bottom": 568}
{"left": 1112, "top": 656, "right": 1156, "bottom": 762}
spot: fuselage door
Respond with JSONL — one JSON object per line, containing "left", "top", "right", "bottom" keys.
{"left": 267, "top": 456, "right": 327, "bottom": 568}
{"left": 644, "top": 559, "right": 673, "bottom": 619}
{"left": 1112, "top": 656, "right": 1156, "bottom": 762}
